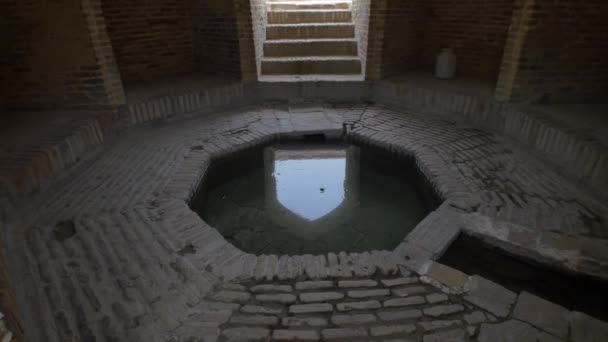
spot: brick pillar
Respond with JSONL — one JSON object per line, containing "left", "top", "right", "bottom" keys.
{"left": 0, "top": 0, "right": 125, "bottom": 108}
{"left": 235, "top": 0, "right": 258, "bottom": 81}
{"left": 494, "top": 0, "right": 534, "bottom": 102}
{"left": 365, "top": 0, "right": 388, "bottom": 80}
{"left": 82, "top": 0, "right": 125, "bottom": 106}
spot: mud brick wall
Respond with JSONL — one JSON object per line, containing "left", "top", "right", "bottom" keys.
{"left": 381, "top": 0, "right": 428, "bottom": 78}
{"left": 102, "top": 0, "right": 194, "bottom": 83}
{"left": 366, "top": 0, "right": 427, "bottom": 79}
{"left": 420, "top": 0, "right": 514, "bottom": 81}
{"left": 0, "top": 0, "right": 124, "bottom": 109}
{"left": 495, "top": 0, "right": 608, "bottom": 103}
{"left": 193, "top": 0, "right": 243, "bottom": 78}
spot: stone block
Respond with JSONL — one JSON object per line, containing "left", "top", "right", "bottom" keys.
{"left": 282, "top": 316, "right": 328, "bottom": 327}
{"left": 378, "top": 309, "right": 422, "bottom": 321}
{"left": 392, "top": 286, "right": 427, "bottom": 297}
{"left": 347, "top": 289, "right": 390, "bottom": 298}
{"left": 463, "top": 276, "right": 516, "bottom": 318}
{"left": 423, "top": 304, "right": 464, "bottom": 317}
{"left": 321, "top": 327, "right": 367, "bottom": 340}
{"left": 384, "top": 296, "right": 425, "bottom": 308}
{"left": 331, "top": 313, "right": 376, "bottom": 325}
{"left": 478, "top": 320, "right": 539, "bottom": 342}
{"left": 336, "top": 300, "right": 381, "bottom": 311}
{"left": 300, "top": 292, "right": 344, "bottom": 303}
{"left": 221, "top": 327, "right": 270, "bottom": 341}
{"left": 256, "top": 293, "right": 296, "bottom": 304}
{"left": 423, "top": 329, "right": 466, "bottom": 342}
{"left": 420, "top": 261, "right": 468, "bottom": 289}
{"left": 272, "top": 329, "right": 319, "bottom": 341}
{"left": 370, "top": 324, "right": 416, "bottom": 336}
{"left": 250, "top": 284, "right": 293, "bottom": 293}
{"left": 513, "top": 292, "right": 568, "bottom": 339}
{"left": 338, "top": 279, "right": 378, "bottom": 288}
{"left": 380, "top": 277, "right": 419, "bottom": 287}
{"left": 212, "top": 291, "right": 251, "bottom": 303}
{"left": 569, "top": 311, "right": 608, "bottom": 342}
{"left": 289, "top": 303, "right": 333, "bottom": 314}
{"left": 295, "top": 280, "right": 333, "bottom": 290}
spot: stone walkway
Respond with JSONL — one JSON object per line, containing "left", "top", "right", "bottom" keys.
{"left": 201, "top": 265, "right": 607, "bottom": 341}
{"left": 4, "top": 103, "right": 607, "bottom": 341}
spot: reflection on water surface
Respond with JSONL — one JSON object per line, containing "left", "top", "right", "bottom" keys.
{"left": 193, "top": 141, "right": 437, "bottom": 255}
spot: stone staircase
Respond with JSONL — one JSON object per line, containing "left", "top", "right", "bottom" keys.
{"left": 261, "top": 0, "right": 363, "bottom": 81}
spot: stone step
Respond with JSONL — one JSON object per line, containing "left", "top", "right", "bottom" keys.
{"left": 269, "top": 1, "right": 350, "bottom": 11}
{"left": 261, "top": 56, "right": 361, "bottom": 75}
{"left": 264, "top": 39, "right": 357, "bottom": 57}
{"left": 268, "top": 10, "right": 352, "bottom": 24}
{"left": 266, "top": 23, "right": 355, "bottom": 40}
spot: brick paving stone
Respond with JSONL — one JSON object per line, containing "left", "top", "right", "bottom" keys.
{"left": 384, "top": 296, "right": 425, "bottom": 308}
{"left": 423, "top": 328, "right": 466, "bottom": 342}
{"left": 378, "top": 309, "right": 423, "bottom": 321}
{"left": 464, "top": 276, "right": 516, "bottom": 318}
{"left": 221, "top": 327, "right": 270, "bottom": 341}
{"left": 272, "top": 329, "right": 319, "bottom": 341}
{"left": 221, "top": 283, "right": 248, "bottom": 291}
{"left": 336, "top": 300, "right": 382, "bottom": 311}
{"left": 282, "top": 316, "right": 328, "bottom": 327}
{"left": 426, "top": 293, "right": 448, "bottom": 304}
{"left": 348, "top": 289, "right": 390, "bottom": 298}
{"left": 381, "top": 277, "right": 419, "bottom": 287}
{"left": 478, "top": 320, "right": 539, "bottom": 342}
{"left": 322, "top": 327, "right": 368, "bottom": 340}
{"left": 250, "top": 284, "right": 293, "bottom": 293}
{"left": 464, "top": 311, "right": 486, "bottom": 325}
{"left": 370, "top": 324, "right": 416, "bottom": 336}
{"left": 256, "top": 293, "right": 296, "bottom": 304}
{"left": 569, "top": 311, "right": 608, "bottom": 342}
{"left": 418, "top": 320, "right": 462, "bottom": 332}
{"left": 295, "top": 280, "right": 334, "bottom": 290}
{"left": 338, "top": 279, "right": 378, "bottom": 288}
{"left": 212, "top": 290, "right": 251, "bottom": 303}
{"left": 289, "top": 303, "right": 333, "bottom": 314}
{"left": 241, "top": 304, "right": 283, "bottom": 315}
{"left": 229, "top": 315, "right": 279, "bottom": 326}
{"left": 423, "top": 304, "right": 465, "bottom": 317}
{"left": 513, "top": 292, "right": 569, "bottom": 339}
{"left": 300, "top": 291, "right": 344, "bottom": 303}
{"left": 392, "top": 286, "right": 427, "bottom": 297}
{"left": 17, "top": 103, "right": 608, "bottom": 342}
{"left": 423, "top": 262, "right": 468, "bottom": 289}
{"left": 331, "top": 313, "right": 377, "bottom": 325}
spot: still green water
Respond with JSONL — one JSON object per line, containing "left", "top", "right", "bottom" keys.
{"left": 194, "top": 141, "right": 436, "bottom": 255}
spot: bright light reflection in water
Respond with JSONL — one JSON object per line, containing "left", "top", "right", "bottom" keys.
{"left": 273, "top": 156, "right": 346, "bottom": 221}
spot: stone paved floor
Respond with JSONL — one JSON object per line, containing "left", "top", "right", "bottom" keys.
{"left": 4, "top": 103, "right": 607, "bottom": 341}
{"left": 201, "top": 267, "right": 607, "bottom": 341}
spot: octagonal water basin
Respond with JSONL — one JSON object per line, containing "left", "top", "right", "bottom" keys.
{"left": 190, "top": 139, "right": 440, "bottom": 255}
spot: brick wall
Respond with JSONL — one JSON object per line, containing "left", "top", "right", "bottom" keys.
{"left": 420, "top": 0, "right": 514, "bottom": 81}
{"left": 365, "top": 0, "right": 388, "bottom": 80}
{"left": 365, "top": 0, "right": 427, "bottom": 80}
{"left": 234, "top": 0, "right": 257, "bottom": 81}
{"left": 193, "top": 0, "right": 243, "bottom": 78}
{"left": 381, "top": 0, "right": 427, "bottom": 78}
{"left": 0, "top": 0, "right": 125, "bottom": 109}
{"left": 352, "top": 0, "right": 371, "bottom": 77}
{"left": 496, "top": 0, "right": 608, "bottom": 103}
{"left": 249, "top": 0, "right": 267, "bottom": 78}
{"left": 102, "top": 0, "right": 194, "bottom": 83}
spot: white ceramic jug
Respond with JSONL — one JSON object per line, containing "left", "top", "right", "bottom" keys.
{"left": 435, "top": 48, "right": 456, "bottom": 79}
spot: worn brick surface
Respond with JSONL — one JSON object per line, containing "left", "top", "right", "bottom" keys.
{"left": 3, "top": 103, "right": 606, "bottom": 342}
